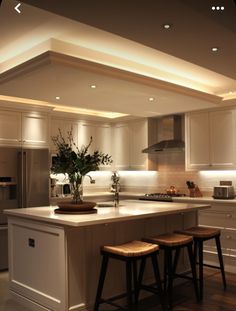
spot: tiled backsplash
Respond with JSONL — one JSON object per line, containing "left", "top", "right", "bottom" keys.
{"left": 51, "top": 152, "right": 236, "bottom": 196}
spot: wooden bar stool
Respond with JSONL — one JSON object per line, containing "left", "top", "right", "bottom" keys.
{"left": 94, "top": 240, "right": 165, "bottom": 311}
{"left": 144, "top": 233, "right": 199, "bottom": 308}
{"left": 176, "top": 226, "right": 226, "bottom": 299}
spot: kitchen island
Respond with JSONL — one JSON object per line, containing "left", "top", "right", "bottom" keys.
{"left": 5, "top": 200, "right": 210, "bottom": 311}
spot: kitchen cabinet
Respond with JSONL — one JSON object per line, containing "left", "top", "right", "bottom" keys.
{"left": 185, "top": 109, "right": 236, "bottom": 170}
{"left": 198, "top": 203, "right": 236, "bottom": 273}
{"left": 22, "top": 112, "right": 49, "bottom": 147}
{"left": 8, "top": 218, "right": 66, "bottom": 310}
{"left": 112, "top": 119, "right": 148, "bottom": 170}
{"left": 51, "top": 117, "right": 78, "bottom": 152}
{"left": 78, "top": 122, "right": 112, "bottom": 169}
{"left": 0, "top": 110, "right": 21, "bottom": 146}
{"left": 0, "top": 110, "right": 49, "bottom": 148}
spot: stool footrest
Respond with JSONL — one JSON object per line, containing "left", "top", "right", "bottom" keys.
{"left": 139, "top": 284, "right": 159, "bottom": 295}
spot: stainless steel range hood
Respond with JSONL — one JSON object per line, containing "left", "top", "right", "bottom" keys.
{"left": 142, "top": 115, "right": 185, "bottom": 153}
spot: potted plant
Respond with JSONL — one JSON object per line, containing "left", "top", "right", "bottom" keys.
{"left": 51, "top": 129, "right": 112, "bottom": 210}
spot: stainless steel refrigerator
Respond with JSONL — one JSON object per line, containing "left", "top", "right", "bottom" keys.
{"left": 0, "top": 147, "right": 50, "bottom": 270}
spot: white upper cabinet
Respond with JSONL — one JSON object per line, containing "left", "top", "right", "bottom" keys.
{"left": 51, "top": 118, "right": 78, "bottom": 152}
{"left": 112, "top": 123, "right": 130, "bottom": 170}
{"left": 129, "top": 119, "right": 148, "bottom": 170}
{"left": 0, "top": 110, "right": 49, "bottom": 148}
{"left": 22, "top": 112, "right": 49, "bottom": 147}
{"left": 112, "top": 119, "right": 148, "bottom": 170}
{"left": 186, "top": 109, "right": 236, "bottom": 170}
{"left": 0, "top": 110, "right": 21, "bottom": 146}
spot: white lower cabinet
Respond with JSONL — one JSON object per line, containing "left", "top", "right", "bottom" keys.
{"left": 199, "top": 203, "right": 236, "bottom": 273}
{"left": 8, "top": 218, "right": 66, "bottom": 311}
{"left": 8, "top": 211, "right": 197, "bottom": 311}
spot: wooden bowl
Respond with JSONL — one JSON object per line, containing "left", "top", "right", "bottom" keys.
{"left": 57, "top": 201, "right": 97, "bottom": 211}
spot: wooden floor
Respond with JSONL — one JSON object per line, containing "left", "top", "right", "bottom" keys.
{"left": 135, "top": 269, "right": 236, "bottom": 311}
{"left": 0, "top": 269, "right": 236, "bottom": 310}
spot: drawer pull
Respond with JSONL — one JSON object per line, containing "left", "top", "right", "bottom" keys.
{"left": 226, "top": 214, "right": 232, "bottom": 218}
{"left": 226, "top": 235, "right": 231, "bottom": 240}
{"left": 28, "top": 238, "right": 35, "bottom": 248}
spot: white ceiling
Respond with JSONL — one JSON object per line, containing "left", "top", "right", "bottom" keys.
{"left": 0, "top": 0, "right": 236, "bottom": 119}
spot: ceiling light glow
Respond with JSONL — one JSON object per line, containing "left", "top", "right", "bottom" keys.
{"left": 163, "top": 24, "right": 172, "bottom": 29}
{"left": 211, "top": 47, "right": 219, "bottom": 52}
{"left": 90, "top": 85, "right": 97, "bottom": 89}
{"left": 149, "top": 97, "right": 154, "bottom": 102}
{"left": 55, "top": 96, "right": 60, "bottom": 100}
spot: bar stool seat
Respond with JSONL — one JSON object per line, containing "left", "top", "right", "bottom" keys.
{"left": 94, "top": 240, "right": 165, "bottom": 311}
{"left": 178, "top": 226, "right": 221, "bottom": 239}
{"left": 176, "top": 226, "right": 226, "bottom": 300}
{"left": 148, "top": 233, "right": 193, "bottom": 247}
{"left": 145, "top": 233, "right": 199, "bottom": 308}
{"left": 103, "top": 240, "right": 159, "bottom": 257}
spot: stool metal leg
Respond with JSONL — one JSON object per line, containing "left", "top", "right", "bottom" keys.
{"left": 166, "top": 248, "right": 173, "bottom": 308}
{"left": 172, "top": 248, "right": 181, "bottom": 275}
{"left": 198, "top": 240, "right": 204, "bottom": 300}
{"left": 126, "top": 260, "right": 133, "bottom": 308}
{"left": 187, "top": 243, "right": 200, "bottom": 302}
{"left": 215, "top": 235, "right": 227, "bottom": 290}
{"left": 151, "top": 253, "right": 166, "bottom": 311}
{"left": 132, "top": 259, "right": 138, "bottom": 304}
{"left": 137, "top": 258, "right": 146, "bottom": 301}
{"left": 94, "top": 254, "right": 109, "bottom": 311}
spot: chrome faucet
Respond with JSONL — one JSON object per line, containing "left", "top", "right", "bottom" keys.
{"left": 85, "top": 175, "right": 96, "bottom": 184}
{"left": 114, "top": 184, "right": 120, "bottom": 207}
{"left": 111, "top": 171, "right": 120, "bottom": 207}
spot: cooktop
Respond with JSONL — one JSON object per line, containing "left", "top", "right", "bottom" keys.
{"left": 139, "top": 193, "right": 186, "bottom": 202}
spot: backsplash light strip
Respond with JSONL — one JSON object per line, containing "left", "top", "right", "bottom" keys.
{"left": 200, "top": 170, "right": 236, "bottom": 176}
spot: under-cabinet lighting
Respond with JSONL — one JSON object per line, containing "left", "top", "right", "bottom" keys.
{"left": 118, "top": 171, "right": 157, "bottom": 177}
{"left": 200, "top": 171, "right": 236, "bottom": 176}
{"left": 90, "top": 85, "right": 97, "bottom": 89}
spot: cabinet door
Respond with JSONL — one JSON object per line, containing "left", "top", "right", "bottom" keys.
{"left": 22, "top": 113, "right": 49, "bottom": 147}
{"left": 185, "top": 112, "right": 210, "bottom": 170}
{"left": 129, "top": 119, "right": 148, "bottom": 170}
{"left": 112, "top": 124, "right": 130, "bottom": 170}
{"left": 78, "top": 122, "right": 96, "bottom": 153}
{"left": 0, "top": 111, "right": 21, "bottom": 146}
{"left": 210, "top": 110, "right": 235, "bottom": 167}
{"left": 96, "top": 124, "right": 112, "bottom": 169}
{"left": 51, "top": 118, "right": 78, "bottom": 152}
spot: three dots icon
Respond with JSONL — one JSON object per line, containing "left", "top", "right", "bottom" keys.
{"left": 211, "top": 6, "right": 225, "bottom": 11}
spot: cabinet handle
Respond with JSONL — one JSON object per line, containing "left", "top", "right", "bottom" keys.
{"left": 226, "top": 214, "right": 232, "bottom": 218}
{"left": 226, "top": 235, "right": 231, "bottom": 240}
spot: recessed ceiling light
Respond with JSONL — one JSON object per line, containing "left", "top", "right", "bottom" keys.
{"left": 55, "top": 96, "right": 60, "bottom": 100}
{"left": 149, "top": 97, "right": 155, "bottom": 102}
{"left": 211, "top": 47, "right": 219, "bottom": 52}
{"left": 163, "top": 23, "right": 172, "bottom": 29}
{"left": 90, "top": 85, "right": 97, "bottom": 89}
{"left": 229, "top": 91, "right": 233, "bottom": 94}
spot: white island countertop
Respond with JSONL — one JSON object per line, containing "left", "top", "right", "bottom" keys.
{"left": 5, "top": 199, "right": 210, "bottom": 227}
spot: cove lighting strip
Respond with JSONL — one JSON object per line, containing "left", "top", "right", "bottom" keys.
{"left": 0, "top": 95, "right": 128, "bottom": 119}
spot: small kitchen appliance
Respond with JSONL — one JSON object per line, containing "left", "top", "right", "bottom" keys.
{"left": 213, "top": 186, "right": 235, "bottom": 199}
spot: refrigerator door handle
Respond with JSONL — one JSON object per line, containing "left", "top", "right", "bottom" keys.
{"left": 17, "top": 150, "right": 23, "bottom": 208}
{"left": 23, "top": 151, "right": 27, "bottom": 208}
